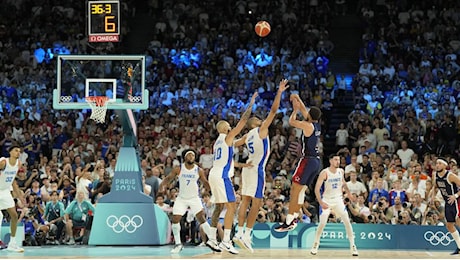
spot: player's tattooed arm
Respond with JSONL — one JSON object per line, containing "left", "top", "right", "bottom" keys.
{"left": 241, "top": 92, "right": 258, "bottom": 121}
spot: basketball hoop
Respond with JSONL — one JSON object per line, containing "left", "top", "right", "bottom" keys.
{"left": 85, "top": 96, "right": 110, "bottom": 123}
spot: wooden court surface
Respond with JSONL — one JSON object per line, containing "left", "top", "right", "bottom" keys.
{"left": 0, "top": 245, "right": 454, "bottom": 259}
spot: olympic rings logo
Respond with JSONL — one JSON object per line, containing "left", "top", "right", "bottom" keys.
{"left": 424, "top": 231, "right": 454, "bottom": 246}
{"left": 106, "top": 215, "right": 144, "bottom": 233}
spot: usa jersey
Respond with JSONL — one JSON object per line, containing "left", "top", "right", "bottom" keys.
{"left": 321, "top": 168, "right": 344, "bottom": 200}
{"left": 212, "top": 133, "right": 234, "bottom": 178}
{"left": 178, "top": 164, "right": 200, "bottom": 199}
{"left": 302, "top": 122, "right": 321, "bottom": 157}
{"left": 245, "top": 127, "right": 270, "bottom": 172}
{"left": 436, "top": 171, "right": 457, "bottom": 201}
{"left": 0, "top": 157, "right": 19, "bottom": 190}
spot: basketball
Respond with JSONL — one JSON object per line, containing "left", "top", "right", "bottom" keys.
{"left": 254, "top": 21, "right": 271, "bottom": 37}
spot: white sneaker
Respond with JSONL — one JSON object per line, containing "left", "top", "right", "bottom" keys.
{"left": 170, "top": 244, "right": 184, "bottom": 254}
{"left": 205, "top": 239, "right": 222, "bottom": 252}
{"left": 67, "top": 238, "right": 75, "bottom": 245}
{"left": 219, "top": 241, "right": 239, "bottom": 254}
{"left": 310, "top": 242, "right": 319, "bottom": 255}
{"left": 242, "top": 236, "right": 254, "bottom": 253}
{"left": 7, "top": 241, "right": 24, "bottom": 253}
{"left": 351, "top": 244, "right": 359, "bottom": 256}
{"left": 232, "top": 236, "right": 247, "bottom": 250}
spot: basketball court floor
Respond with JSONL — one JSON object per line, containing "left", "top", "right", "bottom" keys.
{"left": 0, "top": 245, "right": 454, "bottom": 259}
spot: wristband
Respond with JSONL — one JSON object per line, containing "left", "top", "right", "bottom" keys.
{"left": 455, "top": 194, "right": 459, "bottom": 199}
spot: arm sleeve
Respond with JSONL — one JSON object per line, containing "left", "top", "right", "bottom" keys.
{"left": 64, "top": 201, "right": 75, "bottom": 215}
{"left": 59, "top": 202, "right": 66, "bottom": 217}
{"left": 368, "top": 190, "right": 374, "bottom": 202}
{"left": 87, "top": 201, "right": 96, "bottom": 213}
{"left": 44, "top": 202, "right": 50, "bottom": 217}
{"left": 152, "top": 178, "right": 159, "bottom": 198}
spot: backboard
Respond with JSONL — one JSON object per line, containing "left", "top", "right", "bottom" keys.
{"left": 54, "top": 55, "right": 148, "bottom": 110}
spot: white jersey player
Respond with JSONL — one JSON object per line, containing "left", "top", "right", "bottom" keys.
{"left": 159, "top": 149, "right": 220, "bottom": 254}
{"left": 242, "top": 127, "right": 270, "bottom": 198}
{"left": 233, "top": 79, "right": 289, "bottom": 253}
{"left": 0, "top": 145, "right": 25, "bottom": 252}
{"left": 207, "top": 92, "right": 257, "bottom": 255}
{"left": 210, "top": 133, "right": 235, "bottom": 180}
{"left": 311, "top": 154, "right": 358, "bottom": 256}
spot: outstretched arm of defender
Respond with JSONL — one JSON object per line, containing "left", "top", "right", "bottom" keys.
{"left": 260, "top": 79, "right": 289, "bottom": 133}
{"left": 227, "top": 92, "right": 258, "bottom": 140}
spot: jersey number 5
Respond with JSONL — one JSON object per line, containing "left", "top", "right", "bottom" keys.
{"left": 248, "top": 142, "right": 254, "bottom": 154}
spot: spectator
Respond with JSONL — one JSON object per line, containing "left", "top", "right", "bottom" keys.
{"left": 388, "top": 179, "right": 408, "bottom": 206}
{"left": 368, "top": 178, "right": 389, "bottom": 209}
{"left": 144, "top": 166, "right": 161, "bottom": 200}
{"left": 396, "top": 141, "right": 415, "bottom": 169}
{"left": 43, "top": 191, "right": 66, "bottom": 244}
{"left": 346, "top": 171, "right": 368, "bottom": 198}
{"left": 336, "top": 122, "right": 349, "bottom": 149}
{"left": 64, "top": 190, "right": 95, "bottom": 245}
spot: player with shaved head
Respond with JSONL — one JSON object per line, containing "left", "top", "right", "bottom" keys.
{"left": 206, "top": 92, "right": 258, "bottom": 254}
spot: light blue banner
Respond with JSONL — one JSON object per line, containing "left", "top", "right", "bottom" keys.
{"left": 88, "top": 203, "right": 169, "bottom": 245}
{"left": 252, "top": 223, "right": 456, "bottom": 250}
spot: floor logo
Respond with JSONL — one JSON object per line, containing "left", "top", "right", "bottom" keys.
{"left": 106, "top": 215, "right": 144, "bottom": 233}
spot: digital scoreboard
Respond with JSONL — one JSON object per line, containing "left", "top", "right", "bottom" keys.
{"left": 88, "top": 0, "right": 120, "bottom": 42}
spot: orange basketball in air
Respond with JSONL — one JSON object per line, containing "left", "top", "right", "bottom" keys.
{"left": 254, "top": 21, "right": 271, "bottom": 37}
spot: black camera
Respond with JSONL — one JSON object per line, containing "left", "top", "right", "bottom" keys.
{"left": 345, "top": 198, "right": 350, "bottom": 203}
{"left": 258, "top": 213, "right": 263, "bottom": 219}
{"left": 402, "top": 202, "right": 411, "bottom": 208}
{"left": 398, "top": 215, "right": 403, "bottom": 221}
{"left": 368, "top": 215, "right": 374, "bottom": 221}
{"left": 378, "top": 201, "right": 383, "bottom": 207}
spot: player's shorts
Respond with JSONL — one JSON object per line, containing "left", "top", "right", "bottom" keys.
{"left": 319, "top": 197, "right": 348, "bottom": 218}
{"left": 445, "top": 203, "right": 460, "bottom": 223}
{"left": 241, "top": 166, "right": 265, "bottom": 199}
{"left": 172, "top": 196, "right": 204, "bottom": 216}
{"left": 0, "top": 189, "right": 15, "bottom": 210}
{"left": 208, "top": 168, "right": 235, "bottom": 203}
{"left": 292, "top": 156, "right": 320, "bottom": 185}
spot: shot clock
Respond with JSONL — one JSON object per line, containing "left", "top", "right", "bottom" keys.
{"left": 88, "top": 0, "right": 120, "bottom": 42}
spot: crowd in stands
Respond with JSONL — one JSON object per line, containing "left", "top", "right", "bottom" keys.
{"left": 0, "top": 0, "right": 459, "bottom": 246}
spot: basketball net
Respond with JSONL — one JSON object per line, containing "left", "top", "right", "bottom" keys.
{"left": 85, "top": 96, "right": 110, "bottom": 124}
